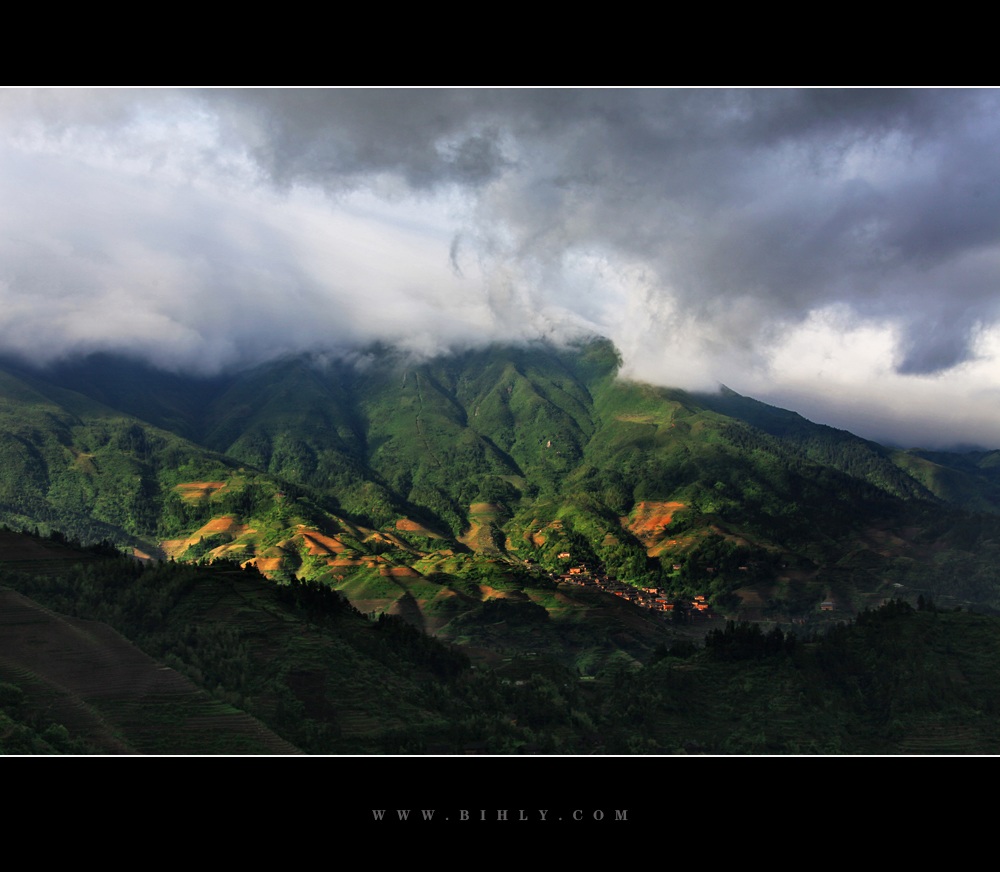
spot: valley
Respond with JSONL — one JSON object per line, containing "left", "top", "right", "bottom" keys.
{"left": 3, "top": 337, "right": 1000, "bottom": 753}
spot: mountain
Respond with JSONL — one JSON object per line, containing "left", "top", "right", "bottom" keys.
{"left": 6, "top": 336, "right": 1000, "bottom": 753}
{"left": 2, "top": 336, "right": 1000, "bottom": 665}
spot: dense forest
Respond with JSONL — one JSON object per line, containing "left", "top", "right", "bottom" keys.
{"left": 3, "top": 530, "right": 1000, "bottom": 754}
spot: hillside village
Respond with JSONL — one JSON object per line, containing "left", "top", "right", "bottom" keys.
{"left": 547, "top": 553, "right": 719, "bottom": 622}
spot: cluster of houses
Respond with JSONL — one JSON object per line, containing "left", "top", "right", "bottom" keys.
{"left": 548, "top": 553, "right": 716, "bottom": 620}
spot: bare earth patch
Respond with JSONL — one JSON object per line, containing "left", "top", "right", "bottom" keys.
{"left": 297, "top": 529, "right": 347, "bottom": 556}
{"left": 622, "top": 501, "right": 686, "bottom": 555}
{"left": 527, "top": 518, "right": 564, "bottom": 549}
{"left": 395, "top": 518, "right": 445, "bottom": 539}
{"left": 459, "top": 503, "right": 501, "bottom": 553}
{"left": 160, "top": 516, "right": 256, "bottom": 559}
{"left": 476, "top": 585, "right": 513, "bottom": 600}
{"left": 379, "top": 565, "right": 421, "bottom": 577}
{"left": 132, "top": 546, "right": 166, "bottom": 562}
{"left": 369, "top": 531, "right": 413, "bottom": 551}
{"left": 174, "top": 481, "right": 227, "bottom": 502}
{"left": 159, "top": 539, "right": 189, "bottom": 558}
{"left": 196, "top": 516, "right": 251, "bottom": 537}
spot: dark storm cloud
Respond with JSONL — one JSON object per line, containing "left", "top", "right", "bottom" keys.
{"left": 201, "top": 89, "right": 514, "bottom": 191}
{"left": 5, "top": 87, "right": 1000, "bottom": 445}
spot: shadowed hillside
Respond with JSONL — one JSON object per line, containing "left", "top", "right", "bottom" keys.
{"left": 0, "top": 587, "right": 300, "bottom": 754}
{"left": 5, "top": 538, "right": 1000, "bottom": 754}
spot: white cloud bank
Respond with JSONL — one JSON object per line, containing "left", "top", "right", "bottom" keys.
{"left": 3, "top": 87, "right": 1000, "bottom": 448}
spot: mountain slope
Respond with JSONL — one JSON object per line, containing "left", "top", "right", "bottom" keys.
{"left": 7, "top": 545, "right": 1000, "bottom": 754}
{"left": 3, "top": 336, "right": 1000, "bottom": 640}
{"left": 0, "top": 585, "right": 300, "bottom": 754}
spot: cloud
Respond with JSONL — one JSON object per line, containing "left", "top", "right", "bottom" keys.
{"left": 3, "top": 87, "right": 1000, "bottom": 446}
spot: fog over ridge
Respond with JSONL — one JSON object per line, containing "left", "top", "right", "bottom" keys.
{"left": 3, "top": 87, "right": 1000, "bottom": 448}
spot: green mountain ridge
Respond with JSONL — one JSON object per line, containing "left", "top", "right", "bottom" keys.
{"left": 2, "top": 337, "right": 1000, "bottom": 659}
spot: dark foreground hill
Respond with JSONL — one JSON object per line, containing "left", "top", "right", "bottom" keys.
{"left": 0, "top": 538, "right": 640, "bottom": 754}
{"left": 3, "top": 535, "right": 1000, "bottom": 754}
{"left": 0, "top": 585, "right": 299, "bottom": 754}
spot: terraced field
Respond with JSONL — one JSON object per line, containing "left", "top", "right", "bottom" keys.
{"left": 896, "top": 717, "right": 992, "bottom": 754}
{"left": 622, "top": 501, "right": 686, "bottom": 557}
{"left": 0, "top": 588, "right": 300, "bottom": 754}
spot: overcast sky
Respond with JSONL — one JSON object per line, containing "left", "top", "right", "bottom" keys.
{"left": 2, "top": 87, "right": 1000, "bottom": 448}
